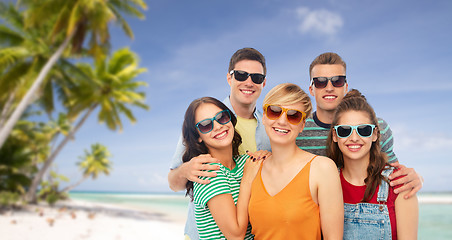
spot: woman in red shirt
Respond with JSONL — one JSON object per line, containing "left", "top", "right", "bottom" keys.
{"left": 326, "top": 89, "right": 418, "bottom": 239}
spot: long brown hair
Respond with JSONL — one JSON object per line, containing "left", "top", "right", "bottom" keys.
{"left": 326, "top": 89, "right": 389, "bottom": 202}
{"left": 182, "top": 97, "right": 242, "bottom": 198}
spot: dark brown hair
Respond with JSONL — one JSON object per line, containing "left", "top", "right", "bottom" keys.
{"left": 228, "top": 47, "right": 266, "bottom": 75}
{"left": 182, "top": 97, "right": 242, "bottom": 199}
{"left": 326, "top": 89, "right": 389, "bottom": 202}
{"left": 309, "top": 52, "right": 346, "bottom": 79}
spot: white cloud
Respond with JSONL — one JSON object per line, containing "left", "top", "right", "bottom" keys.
{"left": 393, "top": 127, "right": 452, "bottom": 152}
{"left": 296, "top": 7, "right": 343, "bottom": 36}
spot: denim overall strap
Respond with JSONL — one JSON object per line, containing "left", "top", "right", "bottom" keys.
{"left": 343, "top": 167, "right": 394, "bottom": 240}
{"left": 377, "top": 167, "right": 394, "bottom": 202}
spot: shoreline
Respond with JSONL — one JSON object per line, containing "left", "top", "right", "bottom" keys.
{"left": 0, "top": 199, "right": 185, "bottom": 240}
{"left": 1, "top": 193, "right": 450, "bottom": 240}
{"left": 418, "top": 194, "right": 452, "bottom": 204}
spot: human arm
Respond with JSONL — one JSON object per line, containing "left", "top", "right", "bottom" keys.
{"left": 388, "top": 162, "right": 423, "bottom": 198}
{"left": 168, "top": 154, "right": 221, "bottom": 191}
{"left": 378, "top": 119, "right": 423, "bottom": 198}
{"left": 312, "top": 157, "right": 344, "bottom": 240}
{"left": 395, "top": 189, "right": 419, "bottom": 239}
{"left": 167, "top": 136, "right": 220, "bottom": 191}
{"left": 205, "top": 157, "right": 261, "bottom": 239}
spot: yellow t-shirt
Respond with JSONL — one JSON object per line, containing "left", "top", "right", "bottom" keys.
{"left": 235, "top": 116, "right": 257, "bottom": 155}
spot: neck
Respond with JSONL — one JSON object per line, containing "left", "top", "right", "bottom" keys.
{"left": 209, "top": 147, "right": 234, "bottom": 169}
{"left": 267, "top": 143, "right": 300, "bottom": 168}
{"left": 315, "top": 108, "right": 335, "bottom": 124}
{"left": 230, "top": 97, "right": 255, "bottom": 119}
{"left": 342, "top": 156, "right": 370, "bottom": 186}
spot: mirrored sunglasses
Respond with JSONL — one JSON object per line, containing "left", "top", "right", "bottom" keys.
{"left": 195, "top": 109, "right": 231, "bottom": 134}
{"left": 263, "top": 104, "right": 306, "bottom": 125}
{"left": 311, "top": 75, "right": 347, "bottom": 88}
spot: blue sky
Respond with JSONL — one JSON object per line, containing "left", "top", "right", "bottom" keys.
{"left": 53, "top": 0, "right": 452, "bottom": 193}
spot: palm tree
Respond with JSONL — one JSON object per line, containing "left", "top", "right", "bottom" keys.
{"left": 0, "top": 2, "right": 88, "bottom": 128}
{"left": 0, "top": 0, "right": 147, "bottom": 148}
{"left": 26, "top": 47, "right": 149, "bottom": 202}
{"left": 61, "top": 143, "right": 112, "bottom": 193}
{"left": 0, "top": 2, "right": 61, "bottom": 127}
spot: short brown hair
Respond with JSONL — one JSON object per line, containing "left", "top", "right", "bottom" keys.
{"left": 309, "top": 52, "right": 346, "bottom": 78}
{"left": 228, "top": 48, "right": 266, "bottom": 75}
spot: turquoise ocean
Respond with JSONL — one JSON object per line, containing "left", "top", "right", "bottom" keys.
{"left": 69, "top": 192, "right": 452, "bottom": 239}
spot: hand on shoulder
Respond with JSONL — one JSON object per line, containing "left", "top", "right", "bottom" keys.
{"left": 185, "top": 154, "right": 221, "bottom": 184}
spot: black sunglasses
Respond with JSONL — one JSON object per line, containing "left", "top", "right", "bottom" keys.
{"left": 229, "top": 70, "right": 265, "bottom": 84}
{"left": 334, "top": 124, "right": 376, "bottom": 138}
{"left": 311, "top": 75, "right": 347, "bottom": 88}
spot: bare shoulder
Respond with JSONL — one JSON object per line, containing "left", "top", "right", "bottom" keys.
{"left": 311, "top": 156, "right": 337, "bottom": 172}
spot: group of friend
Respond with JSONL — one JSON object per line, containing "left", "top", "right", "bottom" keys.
{"left": 168, "top": 48, "right": 421, "bottom": 240}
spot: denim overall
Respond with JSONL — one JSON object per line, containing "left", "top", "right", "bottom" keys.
{"left": 343, "top": 168, "right": 394, "bottom": 240}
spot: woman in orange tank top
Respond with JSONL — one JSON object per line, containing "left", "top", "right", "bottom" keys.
{"left": 248, "top": 83, "right": 344, "bottom": 240}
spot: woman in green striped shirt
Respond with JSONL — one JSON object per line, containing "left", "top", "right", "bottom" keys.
{"left": 181, "top": 97, "right": 261, "bottom": 240}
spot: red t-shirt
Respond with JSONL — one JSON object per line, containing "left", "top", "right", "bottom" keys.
{"left": 340, "top": 170, "right": 400, "bottom": 240}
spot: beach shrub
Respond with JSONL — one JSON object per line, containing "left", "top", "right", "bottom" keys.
{"left": 0, "top": 191, "right": 21, "bottom": 207}
{"left": 38, "top": 171, "right": 69, "bottom": 205}
{"left": 38, "top": 182, "right": 62, "bottom": 205}
{"left": 0, "top": 135, "right": 34, "bottom": 193}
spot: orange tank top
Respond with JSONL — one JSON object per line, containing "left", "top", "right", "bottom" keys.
{"left": 248, "top": 156, "right": 321, "bottom": 240}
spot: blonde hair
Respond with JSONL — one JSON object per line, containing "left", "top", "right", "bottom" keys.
{"left": 263, "top": 83, "right": 312, "bottom": 117}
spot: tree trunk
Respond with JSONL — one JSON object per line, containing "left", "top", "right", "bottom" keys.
{"left": 0, "top": 92, "right": 16, "bottom": 128}
{"left": 60, "top": 175, "right": 88, "bottom": 193}
{"left": 0, "top": 31, "right": 75, "bottom": 149}
{"left": 25, "top": 104, "right": 97, "bottom": 203}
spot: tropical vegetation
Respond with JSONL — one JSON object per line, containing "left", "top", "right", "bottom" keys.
{"left": 0, "top": 0, "right": 148, "bottom": 206}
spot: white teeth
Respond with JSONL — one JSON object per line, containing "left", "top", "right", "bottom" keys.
{"left": 274, "top": 128, "right": 288, "bottom": 133}
{"left": 324, "top": 96, "right": 336, "bottom": 99}
{"left": 215, "top": 131, "right": 227, "bottom": 139}
{"left": 348, "top": 145, "right": 361, "bottom": 149}
{"left": 242, "top": 90, "right": 253, "bottom": 94}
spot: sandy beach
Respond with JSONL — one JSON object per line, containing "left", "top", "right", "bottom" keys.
{"left": 0, "top": 199, "right": 185, "bottom": 240}
{"left": 1, "top": 193, "right": 450, "bottom": 240}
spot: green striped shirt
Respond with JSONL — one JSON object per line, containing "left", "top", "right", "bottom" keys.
{"left": 193, "top": 154, "right": 253, "bottom": 240}
{"left": 296, "top": 112, "right": 398, "bottom": 163}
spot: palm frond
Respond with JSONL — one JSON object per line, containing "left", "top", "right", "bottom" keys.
{"left": 0, "top": 2, "right": 25, "bottom": 34}
{"left": 0, "top": 47, "right": 30, "bottom": 68}
{"left": 0, "top": 25, "right": 24, "bottom": 46}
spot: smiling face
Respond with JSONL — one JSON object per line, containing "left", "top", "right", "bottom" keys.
{"left": 332, "top": 110, "right": 378, "bottom": 163}
{"left": 309, "top": 64, "right": 348, "bottom": 113}
{"left": 227, "top": 59, "right": 266, "bottom": 108}
{"left": 263, "top": 102, "right": 306, "bottom": 146}
{"left": 195, "top": 103, "right": 234, "bottom": 153}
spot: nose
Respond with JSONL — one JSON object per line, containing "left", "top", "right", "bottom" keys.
{"left": 325, "top": 80, "right": 335, "bottom": 91}
{"left": 275, "top": 112, "right": 288, "bottom": 125}
{"left": 349, "top": 129, "right": 360, "bottom": 141}
{"left": 243, "top": 76, "right": 254, "bottom": 86}
{"left": 212, "top": 120, "right": 222, "bottom": 132}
